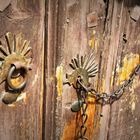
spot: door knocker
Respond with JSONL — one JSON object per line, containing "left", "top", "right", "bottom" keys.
{"left": 0, "top": 32, "right": 32, "bottom": 104}
{"left": 63, "top": 52, "right": 140, "bottom": 140}
{"left": 7, "top": 64, "right": 28, "bottom": 90}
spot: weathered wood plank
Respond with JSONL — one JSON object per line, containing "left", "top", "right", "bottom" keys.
{"left": 50, "top": 0, "right": 106, "bottom": 140}
{"left": 107, "top": 0, "right": 140, "bottom": 140}
{"left": 0, "top": 0, "right": 45, "bottom": 140}
{"left": 55, "top": 0, "right": 91, "bottom": 139}
{"left": 44, "top": 0, "right": 140, "bottom": 140}
{"left": 98, "top": 0, "right": 123, "bottom": 139}
{"left": 98, "top": 0, "right": 140, "bottom": 140}
{"left": 43, "top": 0, "right": 58, "bottom": 139}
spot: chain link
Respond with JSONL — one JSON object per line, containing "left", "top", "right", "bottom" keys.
{"left": 80, "top": 90, "right": 88, "bottom": 140}
{"left": 75, "top": 78, "right": 88, "bottom": 140}
{"left": 78, "top": 64, "right": 140, "bottom": 105}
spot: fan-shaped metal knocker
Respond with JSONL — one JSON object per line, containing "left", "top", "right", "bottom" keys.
{"left": 63, "top": 53, "right": 98, "bottom": 140}
{"left": 63, "top": 52, "right": 140, "bottom": 140}
{"left": 0, "top": 32, "right": 32, "bottom": 104}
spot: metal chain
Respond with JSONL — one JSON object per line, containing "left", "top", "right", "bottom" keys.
{"left": 80, "top": 90, "right": 88, "bottom": 140}
{"left": 78, "top": 64, "right": 140, "bottom": 105}
{"left": 71, "top": 64, "right": 140, "bottom": 140}
{"left": 98, "top": 64, "right": 140, "bottom": 104}
{"left": 75, "top": 79, "right": 88, "bottom": 140}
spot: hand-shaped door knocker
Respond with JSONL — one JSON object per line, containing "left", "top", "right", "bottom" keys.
{"left": 0, "top": 32, "right": 32, "bottom": 104}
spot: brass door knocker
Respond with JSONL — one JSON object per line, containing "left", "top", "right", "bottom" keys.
{"left": 0, "top": 32, "right": 32, "bottom": 104}
{"left": 7, "top": 64, "right": 28, "bottom": 91}
{"left": 63, "top": 52, "right": 140, "bottom": 140}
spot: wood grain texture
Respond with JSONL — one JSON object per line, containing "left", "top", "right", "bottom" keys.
{"left": 45, "top": 0, "right": 140, "bottom": 140}
{"left": 107, "top": 0, "right": 140, "bottom": 140}
{"left": 1, "top": 0, "right": 139, "bottom": 140}
{"left": 98, "top": 0, "right": 140, "bottom": 140}
{"left": 44, "top": 0, "right": 106, "bottom": 139}
{"left": 0, "top": 0, "right": 45, "bottom": 140}
{"left": 43, "top": 0, "right": 58, "bottom": 139}
{"left": 58, "top": 0, "right": 93, "bottom": 139}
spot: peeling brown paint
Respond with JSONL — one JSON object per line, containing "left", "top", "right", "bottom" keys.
{"left": 88, "top": 31, "right": 99, "bottom": 51}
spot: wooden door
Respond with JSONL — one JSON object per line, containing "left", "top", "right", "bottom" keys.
{"left": 44, "top": 0, "right": 140, "bottom": 140}
{"left": 0, "top": 0, "right": 140, "bottom": 140}
{"left": 0, "top": 0, "right": 44, "bottom": 140}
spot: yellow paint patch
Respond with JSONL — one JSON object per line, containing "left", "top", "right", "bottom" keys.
{"left": 88, "top": 94, "right": 95, "bottom": 103}
{"left": 89, "top": 31, "right": 99, "bottom": 50}
{"left": 101, "top": 79, "right": 106, "bottom": 92}
{"left": 117, "top": 53, "right": 140, "bottom": 84}
{"left": 56, "top": 65, "right": 63, "bottom": 96}
{"left": 89, "top": 38, "right": 95, "bottom": 49}
{"left": 11, "top": 76, "right": 24, "bottom": 87}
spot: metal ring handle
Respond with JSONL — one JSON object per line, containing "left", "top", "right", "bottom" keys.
{"left": 7, "top": 65, "right": 27, "bottom": 91}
